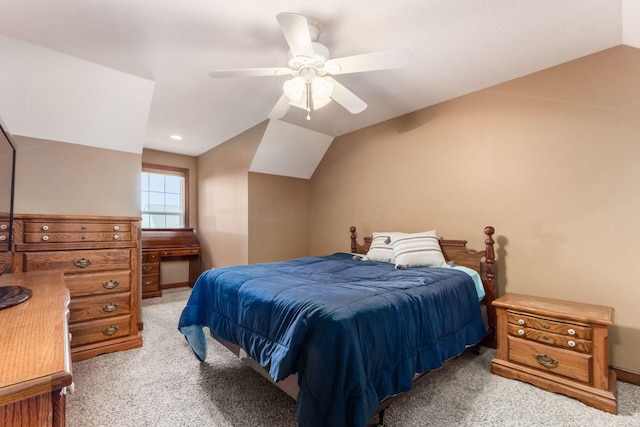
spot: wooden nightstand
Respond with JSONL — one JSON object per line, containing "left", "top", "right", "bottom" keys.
{"left": 490, "top": 293, "right": 617, "bottom": 414}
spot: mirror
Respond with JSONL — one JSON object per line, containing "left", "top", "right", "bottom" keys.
{"left": 0, "top": 116, "right": 16, "bottom": 274}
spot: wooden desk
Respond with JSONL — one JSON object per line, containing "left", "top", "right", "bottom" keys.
{"left": 141, "top": 229, "right": 201, "bottom": 298}
{"left": 0, "top": 271, "right": 73, "bottom": 426}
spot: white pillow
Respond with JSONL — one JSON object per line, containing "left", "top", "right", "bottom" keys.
{"left": 391, "top": 230, "right": 448, "bottom": 269}
{"left": 362, "top": 232, "right": 404, "bottom": 263}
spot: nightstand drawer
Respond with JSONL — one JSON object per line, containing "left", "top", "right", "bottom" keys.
{"left": 507, "top": 335, "right": 592, "bottom": 383}
{"left": 507, "top": 323, "right": 592, "bottom": 353}
{"left": 507, "top": 311, "right": 592, "bottom": 340}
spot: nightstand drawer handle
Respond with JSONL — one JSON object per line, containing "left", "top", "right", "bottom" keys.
{"left": 541, "top": 335, "right": 550, "bottom": 340}
{"left": 42, "top": 225, "right": 49, "bottom": 231}
{"left": 541, "top": 323, "right": 550, "bottom": 329}
{"left": 73, "top": 258, "right": 92, "bottom": 268}
{"left": 103, "top": 303, "right": 119, "bottom": 313}
{"left": 534, "top": 354, "right": 558, "bottom": 368}
{"left": 568, "top": 340, "right": 576, "bottom": 347}
{"left": 143, "top": 266, "right": 152, "bottom": 272}
{"left": 143, "top": 280, "right": 153, "bottom": 285}
{"left": 114, "top": 225, "right": 120, "bottom": 231}
{"left": 102, "top": 325, "right": 119, "bottom": 336}
{"left": 517, "top": 329, "right": 525, "bottom": 335}
{"left": 518, "top": 319, "right": 525, "bottom": 325}
{"left": 103, "top": 280, "right": 119, "bottom": 289}
{"left": 568, "top": 328, "right": 576, "bottom": 335}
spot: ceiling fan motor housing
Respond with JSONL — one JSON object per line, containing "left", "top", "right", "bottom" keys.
{"left": 287, "top": 42, "right": 338, "bottom": 76}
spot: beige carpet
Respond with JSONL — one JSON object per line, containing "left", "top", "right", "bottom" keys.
{"left": 67, "top": 288, "right": 640, "bottom": 427}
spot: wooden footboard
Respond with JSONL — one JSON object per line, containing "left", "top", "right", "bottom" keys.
{"left": 350, "top": 226, "right": 497, "bottom": 348}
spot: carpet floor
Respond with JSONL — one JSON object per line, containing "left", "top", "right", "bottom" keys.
{"left": 67, "top": 288, "right": 640, "bottom": 427}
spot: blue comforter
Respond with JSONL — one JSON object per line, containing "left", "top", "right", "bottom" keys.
{"left": 178, "top": 253, "right": 486, "bottom": 427}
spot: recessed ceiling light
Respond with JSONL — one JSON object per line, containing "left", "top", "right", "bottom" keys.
{"left": 170, "top": 135, "right": 183, "bottom": 141}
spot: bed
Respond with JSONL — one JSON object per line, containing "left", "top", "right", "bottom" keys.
{"left": 178, "top": 226, "right": 496, "bottom": 427}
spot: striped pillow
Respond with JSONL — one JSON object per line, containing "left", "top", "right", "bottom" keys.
{"left": 362, "top": 232, "right": 403, "bottom": 263}
{"left": 391, "top": 230, "right": 448, "bottom": 269}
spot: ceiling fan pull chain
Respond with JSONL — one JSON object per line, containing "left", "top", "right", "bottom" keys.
{"left": 306, "top": 81, "right": 312, "bottom": 120}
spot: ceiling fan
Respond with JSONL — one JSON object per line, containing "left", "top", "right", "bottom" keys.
{"left": 209, "top": 12, "right": 411, "bottom": 120}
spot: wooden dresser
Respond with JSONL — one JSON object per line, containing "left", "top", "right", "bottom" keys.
{"left": 141, "top": 228, "right": 200, "bottom": 298}
{"left": 491, "top": 293, "right": 616, "bottom": 413}
{"left": 12, "top": 214, "right": 142, "bottom": 362}
{"left": 0, "top": 271, "right": 72, "bottom": 427}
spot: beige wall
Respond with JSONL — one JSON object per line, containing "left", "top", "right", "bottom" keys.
{"left": 196, "top": 122, "right": 266, "bottom": 269}
{"left": 141, "top": 149, "right": 198, "bottom": 229}
{"left": 14, "top": 136, "right": 140, "bottom": 216}
{"left": 248, "top": 172, "right": 310, "bottom": 263}
{"left": 308, "top": 45, "right": 640, "bottom": 372}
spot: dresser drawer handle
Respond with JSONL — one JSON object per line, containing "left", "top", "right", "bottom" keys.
{"left": 541, "top": 335, "right": 550, "bottom": 341}
{"left": 0, "top": 224, "right": 7, "bottom": 230}
{"left": 113, "top": 234, "right": 120, "bottom": 240}
{"left": 80, "top": 226, "right": 87, "bottom": 231}
{"left": 114, "top": 225, "right": 120, "bottom": 231}
{"left": 0, "top": 236, "right": 5, "bottom": 241}
{"left": 143, "top": 266, "right": 152, "bottom": 272}
{"left": 541, "top": 323, "right": 550, "bottom": 329}
{"left": 143, "top": 280, "right": 153, "bottom": 285}
{"left": 42, "top": 225, "right": 49, "bottom": 231}
{"left": 103, "top": 279, "right": 119, "bottom": 290}
{"left": 518, "top": 319, "right": 525, "bottom": 325}
{"left": 567, "top": 328, "right": 576, "bottom": 336}
{"left": 42, "top": 235, "right": 49, "bottom": 241}
{"left": 102, "top": 325, "right": 120, "bottom": 336}
{"left": 103, "top": 303, "right": 119, "bottom": 313}
{"left": 534, "top": 354, "right": 558, "bottom": 368}
{"left": 568, "top": 340, "right": 576, "bottom": 347}
{"left": 517, "top": 329, "right": 525, "bottom": 335}
{"left": 73, "top": 258, "right": 92, "bottom": 268}
{"left": 81, "top": 235, "right": 87, "bottom": 240}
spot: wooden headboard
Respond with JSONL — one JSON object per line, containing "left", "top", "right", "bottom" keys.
{"left": 349, "top": 226, "right": 497, "bottom": 348}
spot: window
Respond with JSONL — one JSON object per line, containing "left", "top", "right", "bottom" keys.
{"left": 141, "top": 163, "right": 189, "bottom": 229}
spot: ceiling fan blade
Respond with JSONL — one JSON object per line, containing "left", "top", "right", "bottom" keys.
{"left": 326, "top": 77, "right": 367, "bottom": 114}
{"left": 268, "top": 94, "right": 292, "bottom": 120}
{"left": 325, "top": 49, "right": 412, "bottom": 75}
{"left": 209, "top": 67, "right": 291, "bottom": 78}
{"left": 276, "top": 13, "right": 315, "bottom": 58}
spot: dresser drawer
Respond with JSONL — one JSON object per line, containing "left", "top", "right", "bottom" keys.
{"left": 24, "top": 231, "right": 132, "bottom": 243}
{"left": 69, "top": 315, "right": 131, "bottom": 347}
{"left": 65, "top": 270, "right": 131, "bottom": 297}
{"left": 24, "top": 222, "right": 131, "bottom": 233}
{"left": 507, "top": 311, "right": 592, "bottom": 340}
{"left": 507, "top": 335, "right": 591, "bottom": 383}
{"left": 69, "top": 293, "right": 131, "bottom": 323}
{"left": 23, "top": 249, "right": 131, "bottom": 273}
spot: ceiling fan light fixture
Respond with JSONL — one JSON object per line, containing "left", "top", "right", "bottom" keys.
{"left": 311, "top": 77, "right": 334, "bottom": 102}
{"left": 283, "top": 77, "right": 305, "bottom": 101}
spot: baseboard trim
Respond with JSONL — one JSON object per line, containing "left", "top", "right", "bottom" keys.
{"left": 613, "top": 367, "right": 640, "bottom": 386}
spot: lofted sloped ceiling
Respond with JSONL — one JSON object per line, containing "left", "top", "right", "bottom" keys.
{"left": 0, "top": 1, "right": 638, "bottom": 178}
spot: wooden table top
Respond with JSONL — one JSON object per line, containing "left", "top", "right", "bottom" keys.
{"left": 0, "top": 271, "right": 72, "bottom": 406}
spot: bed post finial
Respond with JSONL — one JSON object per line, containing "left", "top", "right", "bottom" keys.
{"left": 483, "top": 226, "right": 497, "bottom": 348}
{"left": 350, "top": 226, "right": 357, "bottom": 253}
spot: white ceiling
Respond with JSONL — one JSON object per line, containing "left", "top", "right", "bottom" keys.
{"left": 0, "top": 1, "right": 638, "bottom": 176}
